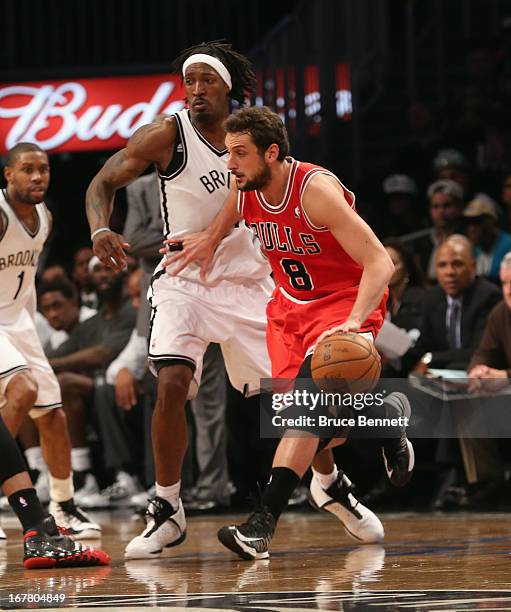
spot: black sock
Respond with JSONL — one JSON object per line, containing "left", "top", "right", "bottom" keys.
{"left": 8, "top": 488, "right": 47, "bottom": 533}
{"left": 261, "top": 467, "right": 301, "bottom": 521}
{"left": 73, "top": 470, "right": 88, "bottom": 491}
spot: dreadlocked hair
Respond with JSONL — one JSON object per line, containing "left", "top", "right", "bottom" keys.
{"left": 172, "top": 39, "right": 255, "bottom": 105}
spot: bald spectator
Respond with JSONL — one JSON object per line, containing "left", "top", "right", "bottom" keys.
{"left": 406, "top": 235, "right": 501, "bottom": 372}
{"left": 464, "top": 196, "right": 511, "bottom": 281}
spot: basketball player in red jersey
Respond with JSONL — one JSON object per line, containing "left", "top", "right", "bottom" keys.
{"left": 166, "top": 106, "right": 415, "bottom": 560}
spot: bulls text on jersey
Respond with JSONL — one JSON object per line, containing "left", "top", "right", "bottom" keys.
{"left": 248, "top": 221, "right": 321, "bottom": 255}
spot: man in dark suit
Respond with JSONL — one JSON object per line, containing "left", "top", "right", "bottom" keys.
{"left": 406, "top": 235, "right": 502, "bottom": 509}
{"left": 408, "top": 235, "right": 501, "bottom": 372}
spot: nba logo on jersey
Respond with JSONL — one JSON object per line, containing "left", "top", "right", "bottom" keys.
{"left": 294, "top": 206, "right": 300, "bottom": 219}
{"left": 19, "top": 496, "right": 28, "bottom": 507}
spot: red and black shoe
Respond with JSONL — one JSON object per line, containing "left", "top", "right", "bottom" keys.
{"left": 23, "top": 515, "right": 110, "bottom": 569}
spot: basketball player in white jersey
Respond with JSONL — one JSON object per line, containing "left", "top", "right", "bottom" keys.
{"left": 86, "top": 41, "right": 273, "bottom": 559}
{"left": 0, "top": 143, "right": 101, "bottom": 538}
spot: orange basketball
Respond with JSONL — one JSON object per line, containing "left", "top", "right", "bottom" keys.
{"left": 311, "top": 332, "right": 381, "bottom": 393}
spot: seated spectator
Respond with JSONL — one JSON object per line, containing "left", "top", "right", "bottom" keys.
{"left": 77, "top": 267, "right": 146, "bottom": 508}
{"left": 380, "top": 174, "right": 427, "bottom": 238}
{"left": 72, "top": 247, "right": 97, "bottom": 309}
{"left": 401, "top": 179, "right": 464, "bottom": 281}
{"left": 404, "top": 236, "right": 502, "bottom": 510}
{"left": 17, "top": 278, "right": 98, "bottom": 500}
{"left": 407, "top": 235, "right": 501, "bottom": 372}
{"left": 40, "top": 264, "right": 69, "bottom": 284}
{"left": 464, "top": 195, "right": 511, "bottom": 281}
{"left": 379, "top": 239, "right": 427, "bottom": 376}
{"left": 38, "top": 279, "right": 96, "bottom": 351}
{"left": 433, "top": 148, "right": 471, "bottom": 200}
{"left": 469, "top": 251, "right": 511, "bottom": 386}
{"left": 47, "top": 256, "right": 136, "bottom": 497}
{"left": 446, "top": 252, "right": 511, "bottom": 509}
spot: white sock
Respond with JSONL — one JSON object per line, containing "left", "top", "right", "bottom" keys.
{"left": 155, "top": 480, "right": 180, "bottom": 509}
{"left": 312, "top": 465, "right": 338, "bottom": 489}
{"left": 49, "top": 474, "right": 74, "bottom": 503}
{"left": 71, "top": 447, "right": 91, "bottom": 472}
{"left": 25, "top": 447, "right": 46, "bottom": 472}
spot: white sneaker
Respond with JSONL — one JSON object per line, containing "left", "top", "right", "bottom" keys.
{"left": 0, "top": 526, "right": 5, "bottom": 540}
{"left": 309, "top": 472, "right": 384, "bottom": 544}
{"left": 34, "top": 471, "right": 50, "bottom": 504}
{"left": 74, "top": 473, "right": 100, "bottom": 505}
{"left": 124, "top": 497, "right": 186, "bottom": 559}
{"left": 49, "top": 499, "right": 101, "bottom": 539}
{"left": 79, "top": 472, "right": 140, "bottom": 509}
{"left": 130, "top": 486, "right": 156, "bottom": 512}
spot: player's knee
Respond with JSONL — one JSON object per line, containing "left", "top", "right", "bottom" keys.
{"left": 6, "top": 372, "right": 38, "bottom": 410}
{"left": 156, "top": 365, "right": 193, "bottom": 407}
{"left": 37, "top": 407, "right": 67, "bottom": 437}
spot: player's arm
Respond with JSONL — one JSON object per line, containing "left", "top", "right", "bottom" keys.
{"left": 163, "top": 181, "right": 242, "bottom": 280}
{"left": 302, "top": 174, "right": 394, "bottom": 335}
{"left": 85, "top": 117, "right": 176, "bottom": 271}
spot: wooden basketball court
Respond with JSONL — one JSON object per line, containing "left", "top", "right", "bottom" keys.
{"left": 1, "top": 509, "right": 511, "bottom": 610}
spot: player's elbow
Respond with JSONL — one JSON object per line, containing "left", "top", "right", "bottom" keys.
{"left": 381, "top": 250, "right": 394, "bottom": 284}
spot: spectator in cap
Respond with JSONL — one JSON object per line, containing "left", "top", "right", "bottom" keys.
{"left": 433, "top": 148, "right": 471, "bottom": 198}
{"left": 464, "top": 195, "right": 511, "bottom": 281}
{"left": 401, "top": 179, "right": 465, "bottom": 282}
{"left": 380, "top": 174, "right": 426, "bottom": 238}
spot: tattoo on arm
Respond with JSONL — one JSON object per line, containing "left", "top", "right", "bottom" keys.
{"left": 130, "top": 122, "right": 162, "bottom": 146}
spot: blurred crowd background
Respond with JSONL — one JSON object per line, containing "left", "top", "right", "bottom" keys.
{"left": 2, "top": 0, "right": 511, "bottom": 515}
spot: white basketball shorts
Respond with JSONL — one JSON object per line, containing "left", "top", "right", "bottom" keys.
{"left": 0, "top": 309, "right": 61, "bottom": 418}
{"left": 148, "top": 272, "right": 274, "bottom": 398}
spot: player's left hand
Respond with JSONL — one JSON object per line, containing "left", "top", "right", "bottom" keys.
{"left": 316, "top": 319, "right": 361, "bottom": 344}
{"left": 160, "top": 230, "right": 216, "bottom": 280}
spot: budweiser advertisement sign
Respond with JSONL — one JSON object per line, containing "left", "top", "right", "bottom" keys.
{"left": 0, "top": 74, "right": 186, "bottom": 154}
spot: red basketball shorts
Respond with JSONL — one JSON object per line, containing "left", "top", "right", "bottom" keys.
{"left": 266, "top": 286, "right": 385, "bottom": 380}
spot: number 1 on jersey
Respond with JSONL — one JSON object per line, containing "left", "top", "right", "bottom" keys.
{"left": 13, "top": 271, "right": 25, "bottom": 300}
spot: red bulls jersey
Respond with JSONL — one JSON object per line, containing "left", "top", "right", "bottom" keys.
{"left": 238, "top": 158, "right": 372, "bottom": 303}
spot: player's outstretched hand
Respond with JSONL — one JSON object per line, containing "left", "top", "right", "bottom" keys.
{"left": 92, "top": 229, "right": 129, "bottom": 272}
{"left": 161, "top": 230, "right": 216, "bottom": 281}
{"left": 316, "top": 319, "right": 361, "bottom": 344}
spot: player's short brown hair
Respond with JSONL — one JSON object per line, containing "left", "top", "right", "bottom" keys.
{"left": 224, "top": 106, "right": 290, "bottom": 161}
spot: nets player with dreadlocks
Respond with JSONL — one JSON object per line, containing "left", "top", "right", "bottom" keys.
{"left": 85, "top": 41, "right": 274, "bottom": 559}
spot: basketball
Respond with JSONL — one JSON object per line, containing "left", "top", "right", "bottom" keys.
{"left": 311, "top": 332, "right": 381, "bottom": 393}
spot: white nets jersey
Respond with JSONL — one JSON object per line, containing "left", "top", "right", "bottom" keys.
{"left": 155, "top": 109, "right": 269, "bottom": 286}
{"left": 0, "top": 189, "right": 50, "bottom": 325}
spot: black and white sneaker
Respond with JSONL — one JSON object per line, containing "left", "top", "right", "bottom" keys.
{"left": 217, "top": 507, "right": 275, "bottom": 560}
{"left": 381, "top": 392, "right": 415, "bottom": 487}
{"left": 124, "top": 496, "right": 186, "bottom": 559}
{"left": 309, "top": 472, "right": 384, "bottom": 543}
{"left": 49, "top": 500, "right": 101, "bottom": 539}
